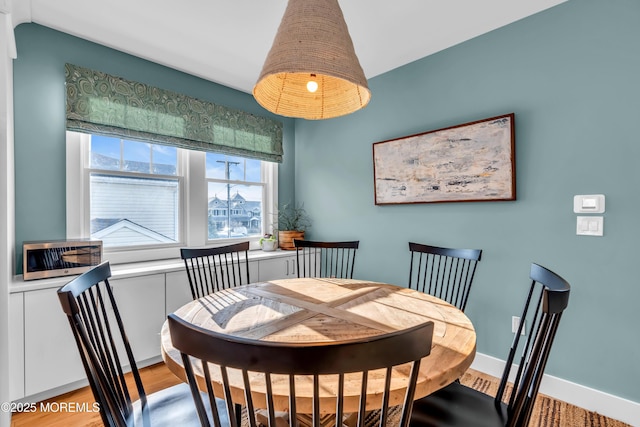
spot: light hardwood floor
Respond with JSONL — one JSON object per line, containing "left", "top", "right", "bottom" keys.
{"left": 10, "top": 363, "right": 181, "bottom": 427}
{"left": 10, "top": 363, "right": 631, "bottom": 427}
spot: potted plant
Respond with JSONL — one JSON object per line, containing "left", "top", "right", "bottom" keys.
{"left": 275, "top": 202, "right": 312, "bottom": 250}
{"left": 259, "top": 233, "right": 277, "bottom": 252}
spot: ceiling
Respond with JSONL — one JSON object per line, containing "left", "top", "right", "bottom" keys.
{"left": 9, "top": 0, "right": 567, "bottom": 94}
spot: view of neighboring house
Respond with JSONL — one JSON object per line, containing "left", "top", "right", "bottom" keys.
{"left": 91, "top": 190, "right": 261, "bottom": 245}
{"left": 207, "top": 192, "right": 261, "bottom": 239}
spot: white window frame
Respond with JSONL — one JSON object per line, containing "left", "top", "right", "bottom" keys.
{"left": 66, "top": 131, "right": 278, "bottom": 264}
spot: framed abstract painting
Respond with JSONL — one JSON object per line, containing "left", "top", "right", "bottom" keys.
{"left": 373, "top": 113, "right": 515, "bottom": 205}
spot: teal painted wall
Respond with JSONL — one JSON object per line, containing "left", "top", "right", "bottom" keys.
{"left": 295, "top": 0, "right": 640, "bottom": 402}
{"left": 12, "top": 24, "right": 296, "bottom": 273}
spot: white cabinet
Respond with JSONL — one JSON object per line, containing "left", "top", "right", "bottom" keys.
{"left": 23, "top": 287, "right": 86, "bottom": 397}
{"left": 110, "top": 274, "right": 166, "bottom": 363}
{"left": 258, "top": 254, "right": 297, "bottom": 281}
{"left": 165, "top": 270, "right": 194, "bottom": 315}
{"left": 247, "top": 259, "right": 262, "bottom": 283}
{"left": 20, "top": 274, "right": 165, "bottom": 399}
{"left": 9, "top": 292, "right": 24, "bottom": 401}
{"left": 11, "top": 251, "right": 297, "bottom": 401}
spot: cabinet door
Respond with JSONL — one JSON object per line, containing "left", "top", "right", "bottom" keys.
{"left": 9, "top": 292, "right": 25, "bottom": 400}
{"left": 110, "top": 274, "right": 166, "bottom": 363}
{"left": 24, "top": 287, "right": 86, "bottom": 397}
{"left": 258, "top": 255, "right": 297, "bottom": 281}
{"left": 248, "top": 260, "right": 260, "bottom": 284}
{"left": 166, "top": 270, "right": 194, "bottom": 315}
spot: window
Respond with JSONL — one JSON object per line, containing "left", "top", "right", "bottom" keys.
{"left": 67, "top": 132, "right": 277, "bottom": 264}
{"left": 89, "top": 135, "right": 181, "bottom": 248}
{"left": 206, "top": 153, "right": 264, "bottom": 240}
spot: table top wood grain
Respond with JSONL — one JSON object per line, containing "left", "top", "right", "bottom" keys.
{"left": 161, "top": 277, "right": 476, "bottom": 413}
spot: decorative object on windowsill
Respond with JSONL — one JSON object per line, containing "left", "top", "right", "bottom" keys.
{"left": 275, "top": 202, "right": 312, "bottom": 250}
{"left": 259, "top": 234, "right": 278, "bottom": 252}
{"left": 253, "top": 0, "right": 370, "bottom": 120}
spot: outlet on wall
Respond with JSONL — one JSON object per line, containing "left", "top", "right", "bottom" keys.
{"left": 512, "top": 316, "right": 526, "bottom": 336}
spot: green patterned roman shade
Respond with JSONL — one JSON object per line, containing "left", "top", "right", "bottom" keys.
{"left": 65, "top": 63, "right": 283, "bottom": 163}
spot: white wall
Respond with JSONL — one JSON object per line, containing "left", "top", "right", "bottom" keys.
{"left": 0, "top": 10, "right": 16, "bottom": 427}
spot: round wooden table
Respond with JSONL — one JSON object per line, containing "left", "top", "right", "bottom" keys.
{"left": 161, "top": 277, "right": 476, "bottom": 414}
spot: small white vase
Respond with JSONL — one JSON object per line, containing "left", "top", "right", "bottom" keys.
{"left": 261, "top": 240, "right": 277, "bottom": 251}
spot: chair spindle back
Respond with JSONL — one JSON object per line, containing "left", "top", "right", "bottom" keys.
{"left": 58, "top": 261, "right": 146, "bottom": 427}
{"left": 498, "top": 263, "right": 571, "bottom": 427}
{"left": 294, "top": 240, "right": 360, "bottom": 279}
{"left": 181, "top": 241, "right": 250, "bottom": 300}
{"left": 408, "top": 242, "right": 482, "bottom": 312}
{"left": 169, "top": 314, "right": 434, "bottom": 427}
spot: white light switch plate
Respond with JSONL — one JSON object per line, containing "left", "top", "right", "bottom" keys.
{"left": 574, "top": 194, "right": 605, "bottom": 213}
{"left": 576, "top": 216, "right": 603, "bottom": 236}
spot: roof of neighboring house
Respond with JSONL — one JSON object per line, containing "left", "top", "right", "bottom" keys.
{"left": 91, "top": 218, "right": 174, "bottom": 243}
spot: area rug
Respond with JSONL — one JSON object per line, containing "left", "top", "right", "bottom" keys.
{"left": 254, "top": 369, "right": 632, "bottom": 427}
{"left": 457, "top": 369, "right": 631, "bottom": 427}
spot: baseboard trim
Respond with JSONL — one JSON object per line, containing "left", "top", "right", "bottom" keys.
{"left": 471, "top": 352, "right": 640, "bottom": 427}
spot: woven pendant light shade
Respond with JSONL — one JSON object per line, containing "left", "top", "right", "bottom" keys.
{"left": 253, "top": 0, "right": 371, "bottom": 120}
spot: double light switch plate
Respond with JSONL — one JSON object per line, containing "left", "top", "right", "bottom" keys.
{"left": 574, "top": 195, "right": 605, "bottom": 237}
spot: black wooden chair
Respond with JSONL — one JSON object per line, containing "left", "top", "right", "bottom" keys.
{"left": 58, "top": 261, "right": 217, "bottom": 427}
{"left": 294, "top": 239, "right": 359, "bottom": 279}
{"left": 180, "top": 241, "right": 250, "bottom": 300}
{"left": 408, "top": 242, "right": 482, "bottom": 312}
{"left": 410, "top": 263, "right": 571, "bottom": 427}
{"left": 168, "top": 313, "right": 434, "bottom": 427}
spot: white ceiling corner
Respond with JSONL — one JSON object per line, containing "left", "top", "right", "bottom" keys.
{"left": 15, "top": 0, "right": 567, "bottom": 94}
